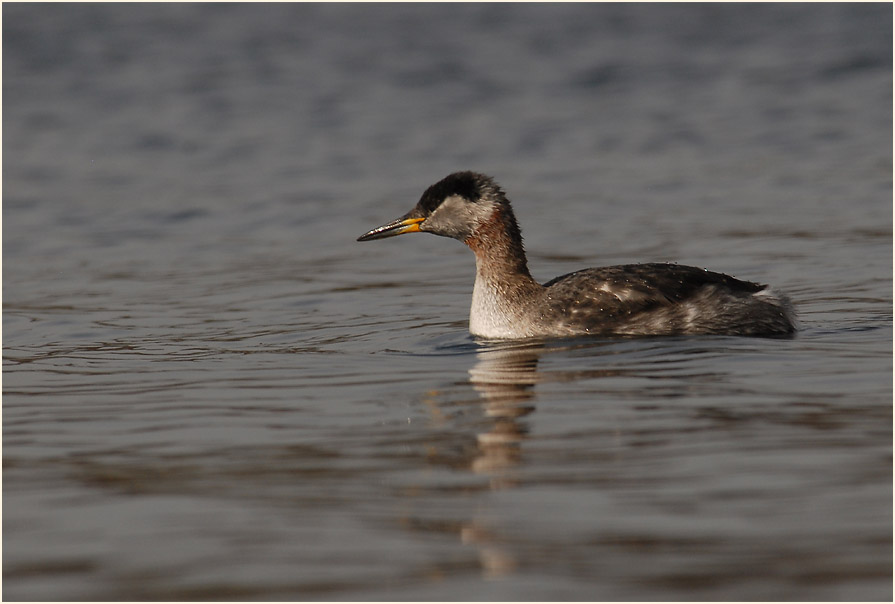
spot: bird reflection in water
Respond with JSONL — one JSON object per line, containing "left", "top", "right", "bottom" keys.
{"left": 409, "top": 339, "right": 641, "bottom": 580}
{"left": 466, "top": 343, "right": 541, "bottom": 480}
{"left": 457, "top": 342, "right": 545, "bottom": 579}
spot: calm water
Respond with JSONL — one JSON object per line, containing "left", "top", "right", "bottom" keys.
{"left": 3, "top": 4, "right": 892, "bottom": 601}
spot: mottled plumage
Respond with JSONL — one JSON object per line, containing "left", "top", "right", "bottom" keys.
{"left": 358, "top": 172, "right": 796, "bottom": 339}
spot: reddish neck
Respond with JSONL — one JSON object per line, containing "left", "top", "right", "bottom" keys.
{"left": 464, "top": 208, "right": 535, "bottom": 282}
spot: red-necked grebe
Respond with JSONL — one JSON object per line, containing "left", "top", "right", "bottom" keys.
{"left": 357, "top": 171, "right": 796, "bottom": 338}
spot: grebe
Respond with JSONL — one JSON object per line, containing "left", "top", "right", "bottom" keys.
{"left": 357, "top": 171, "right": 796, "bottom": 339}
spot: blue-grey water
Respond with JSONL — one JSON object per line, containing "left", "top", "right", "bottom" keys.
{"left": 3, "top": 4, "right": 892, "bottom": 601}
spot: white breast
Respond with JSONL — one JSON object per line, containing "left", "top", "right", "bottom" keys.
{"left": 468, "top": 266, "right": 540, "bottom": 339}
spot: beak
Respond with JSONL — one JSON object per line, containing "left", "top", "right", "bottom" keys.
{"left": 357, "top": 216, "right": 425, "bottom": 242}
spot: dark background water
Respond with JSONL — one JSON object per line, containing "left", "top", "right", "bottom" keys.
{"left": 3, "top": 3, "right": 892, "bottom": 600}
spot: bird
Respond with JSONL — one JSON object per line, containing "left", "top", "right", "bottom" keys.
{"left": 357, "top": 171, "right": 796, "bottom": 339}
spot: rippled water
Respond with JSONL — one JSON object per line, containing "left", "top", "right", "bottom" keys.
{"left": 4, "top": 4, "right": 892, "bottom": 600}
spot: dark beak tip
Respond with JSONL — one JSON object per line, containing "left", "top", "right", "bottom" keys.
{"left": 356, "top": 216, "right": 423, "bottom": 242}
{"left": 357, "top": 227, "right": 386, "bottom": 242}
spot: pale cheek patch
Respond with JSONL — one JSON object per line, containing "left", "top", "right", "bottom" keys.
{"left": 425, "top": 195, "right": 500, "bottom": 242}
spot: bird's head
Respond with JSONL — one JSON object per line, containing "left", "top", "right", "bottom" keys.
{"left": 357, "top": 171, "right": 510, "bottom": 243}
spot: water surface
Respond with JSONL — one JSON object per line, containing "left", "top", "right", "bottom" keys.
{"left": 4, "top": 4, "right": 892, "bottom": 600}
